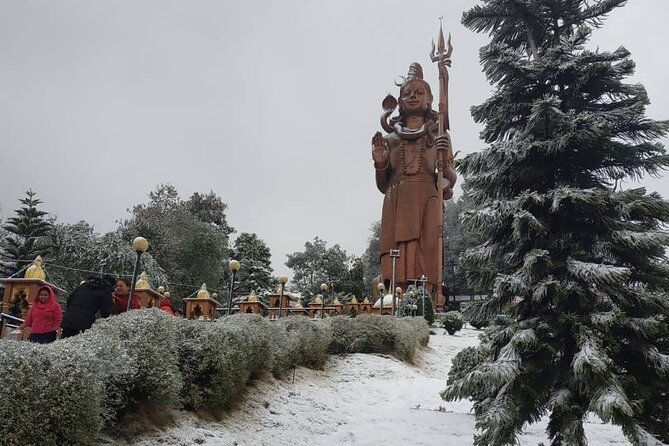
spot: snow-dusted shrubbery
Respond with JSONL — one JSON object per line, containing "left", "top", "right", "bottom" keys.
{"left": 0, "top": 311, "right": 432, "bottom": 444}
{"left": 0, "top": 340, "right": 103, "bottom": 446}
{"left": 440, "top": 311, "right": 464, "bottom": 335}
{"left": 176, "top": 314, "right": 281, "bottom": 413}
{"left": 325, "top": 314, "right": 429, "bottom": 363}
{"left": 445, "top": 346, "right": 487, "bottom": 402}
{"left": 275, "top": 315, "right": 332, "bottom": 370}
{"left": 73, "top": 309, "right": 182, "bottom": 426}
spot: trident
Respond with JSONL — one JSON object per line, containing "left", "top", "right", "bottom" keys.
{"left": 430, "top": 17, "right": 453, "bottom": 308}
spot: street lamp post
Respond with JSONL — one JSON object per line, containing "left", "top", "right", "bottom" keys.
{"left": 377, "top": 282, "right": 385, "bottom": 315}
{"left": 127, "top": 237, "right": 149, "bottom": 312}
{"left": 420, "top": 274, "right": 427, "bottom": 316}
{"left": 395, "top": 287, "right": 402, "bottom": 317}
{"left": 389, "top": 249, "right": 400, "bottom": 318}
{"left": 320, "top": 283, "right": 328, "bottom": 319}
{"left": 278, "top": 275, "right": 288, "bottom": 319}
{"left": 227, "top": 260, "right": 240, "bottom": 315}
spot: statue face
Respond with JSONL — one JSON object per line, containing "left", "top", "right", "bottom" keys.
{"left": 399, "top": 81, "right": 431, "bottom": 115}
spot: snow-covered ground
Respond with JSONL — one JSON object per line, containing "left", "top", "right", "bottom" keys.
{"left": 121, "top": 328, "right": 630, "bottom": 446}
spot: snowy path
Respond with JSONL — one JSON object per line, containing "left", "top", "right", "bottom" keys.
{"left": 124, "top": 328, "right": 630, "bottom": 446}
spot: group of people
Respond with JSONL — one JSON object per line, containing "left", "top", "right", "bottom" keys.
{"left": 19, "top": 276, "right": 177, "bottom": 344}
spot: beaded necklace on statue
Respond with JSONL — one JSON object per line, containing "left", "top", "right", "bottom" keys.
{"left": 400, "top": 136, "right": 425, "bottom": 175}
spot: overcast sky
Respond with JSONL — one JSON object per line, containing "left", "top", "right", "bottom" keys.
{"left": 0, "top": 0, "right": 667, "bottom": 278}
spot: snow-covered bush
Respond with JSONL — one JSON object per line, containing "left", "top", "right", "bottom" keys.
{"left": 393, "top": 317, "right": 429, "bottom": 363}
{"left": 218, "top": 313, "right": 297, "bottom": 377}
{"left": 325, "top": 315, "right": 428, "bottom": 363}
{"left": 441, "top": 311, "right": 464, "bottom": 335}
{"left": 175, "top": 315, "right": 268, "bottom": 413}
{"left": 401, "top": 316, "right": 430, "bottom": 347}
{"left": 0, "top": 341, "right": 103, "bottom": 446}
{"left": 74, "top": 309, "right": 182, "bottom": 426}
{"left": 444, "top": 345, "right": 489, "bottom": 403}
{"left": 275, "top": 316, "right": 332, "bottom": 370}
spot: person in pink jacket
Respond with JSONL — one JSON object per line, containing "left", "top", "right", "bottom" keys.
{"left": 20, "top": 286, "right": 63, "bottom": 344}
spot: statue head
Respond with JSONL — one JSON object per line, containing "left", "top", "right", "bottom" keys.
{"left": 391, "top": 63, "right": 438, "bottom": 126}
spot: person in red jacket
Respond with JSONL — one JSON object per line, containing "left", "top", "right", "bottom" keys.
{"left": 20, "top": 286, "right": 62, "bottom": 344}
{"left": 112, "top": 278, "right": 140, "bottom": 314}
{"left": 159, "top": 294, "right": 177, "bottom": 316}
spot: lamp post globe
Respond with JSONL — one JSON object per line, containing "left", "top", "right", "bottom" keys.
{"left": 127, "top": 237, "right": 149, "bottom": 312}
{"left": 132, "top": 236, "right": 149, "bottom": 253}
{"left": 278, "top": 275, "right": 288, "bottom": 319}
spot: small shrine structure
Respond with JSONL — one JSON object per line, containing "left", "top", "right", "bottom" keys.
{"left": 331, "top": 296, "right": 344, "bottom": 316}
{"left": 358, "top": 297, "right": 373, "bottom": 315}
{"left": 238, "top": 290, "right": 266, "bottom": 316}
{"left": 183, "top": 284, "right": 221, "bottom": 321}
{"left": 307, "top": 294, "right": 324, "bottom": 318}
{"left": 133, "top": 271, "right": 165, "bottom": 309}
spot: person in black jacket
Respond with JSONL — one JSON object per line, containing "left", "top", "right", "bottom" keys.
{"left": 61, "top": 275, "right": 116, "bottom": 338}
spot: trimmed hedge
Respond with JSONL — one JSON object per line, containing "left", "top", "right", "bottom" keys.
{"left": 0, "top": 310, "right": 430, "bottom": 445}
{"left": 325, "top": 314, "right": 429, "bottom": 363}
{"left": 0, "top": 341, "right": 102, "bottom": 446}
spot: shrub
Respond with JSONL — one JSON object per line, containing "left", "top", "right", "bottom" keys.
{"left": 441, "top": 311, "right": 463, "bottom": 335}
{"left": 401, "top": 316, "right": 430, "bottom": 347}
{"left": 175, "top": 314, "right": 276, "bottom": 413}
{"left": 75, "top": 309, "right": 182, "bottom": 427}
{"left": 326, "top": 314, "right": 356, "bottom": 354}
{"left": 325, "top": 314, "right": 429, "bottom": 363}
{"left": 276, "top": 315, "right": 332, "bottom": 370}
{"left": 445, "top": 346, "right": 488, "bottom": 401}
{"left": 0, "top": 341, "right": 103, "bottom": 446}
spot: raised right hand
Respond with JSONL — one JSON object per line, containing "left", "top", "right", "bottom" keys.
{"left": 372, "top": 132, "right": 389, "bottom": 168}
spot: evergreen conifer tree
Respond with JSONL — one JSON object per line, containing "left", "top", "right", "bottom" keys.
{"left": 441, "top": 1, "right": 669, "bottom": 445}
{"left": 2, "top": 190, "right": 53, "bottom": 277}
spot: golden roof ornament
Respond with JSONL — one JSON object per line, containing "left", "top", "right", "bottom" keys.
{"left": 135, "top": 271, "right": 151, "bottom": 290}
{"left": 197, "top": 283, "right": 210, "bottom": 299}
{"left": 350, "top": 296, "right": 359, "bottom": 304}
{"left": 333, "top": 297, "right": 342, "bottom": 306}
{"left": 24, "top": 256, "right": 46, "bottom": 280}
{"left": 362, "top": 297, "right": 370, "bottom": 304}
{"left": 248, "top": 290, "right": 258, "bottom": 302}
{"left": 312, "top": 294, "right": 323, "bottom": 305}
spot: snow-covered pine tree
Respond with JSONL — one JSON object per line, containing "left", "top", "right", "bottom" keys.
{"left": 2, "top": 189, "right": 52, "bottom": 277}
{"left": 441, "top": 1, "right": 669, "bottom": 445}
